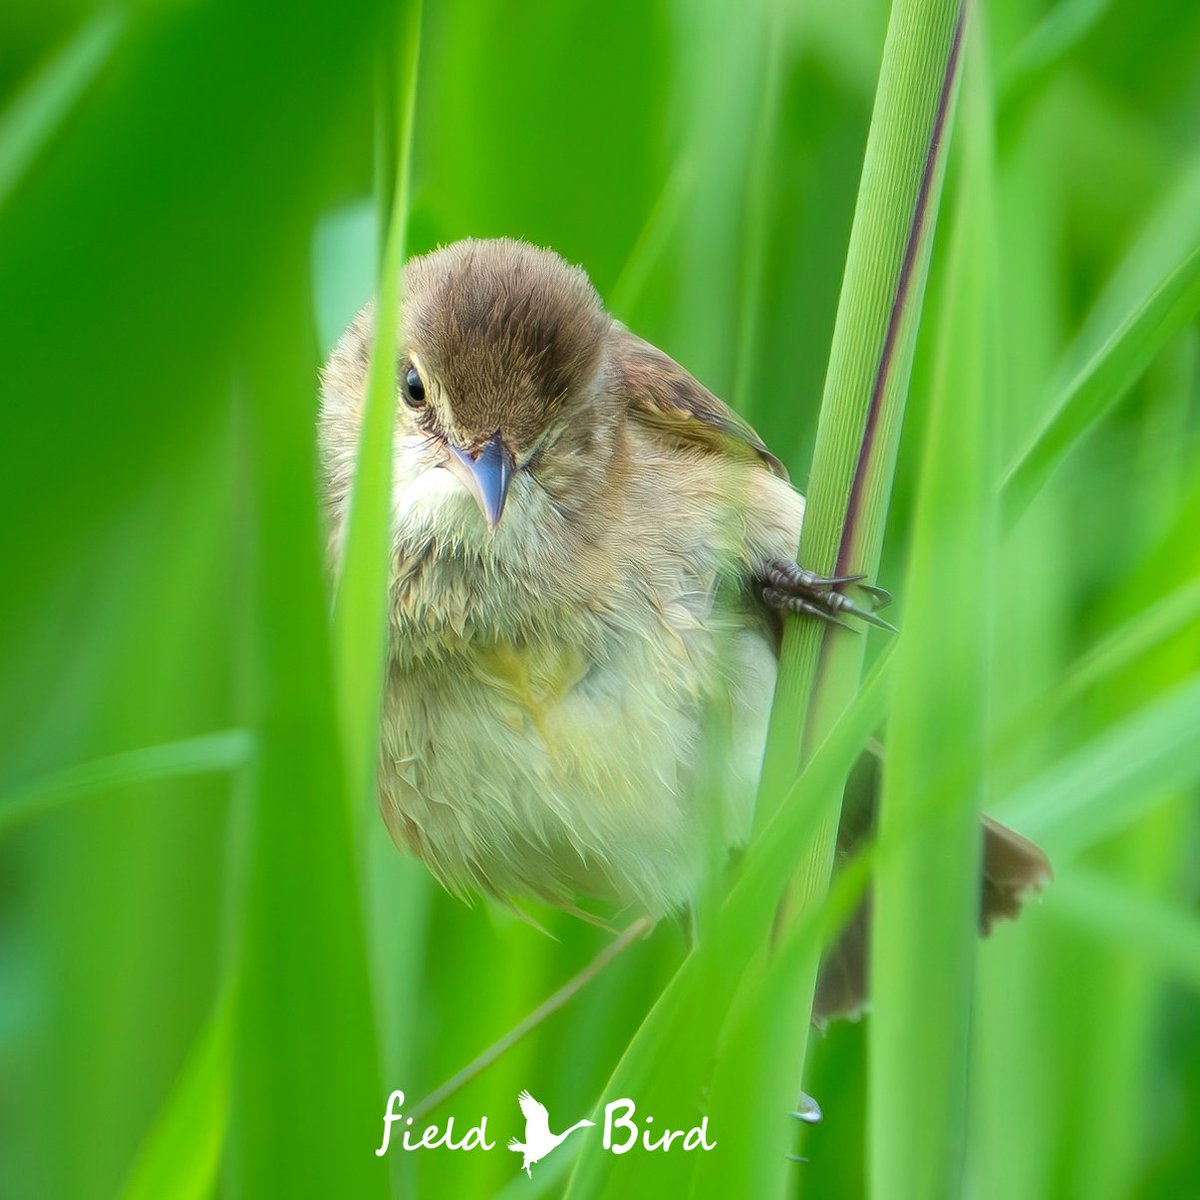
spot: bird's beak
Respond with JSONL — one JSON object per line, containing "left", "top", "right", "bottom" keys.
{"left": 446, "top": 432, "right": 514, "bottom": 530}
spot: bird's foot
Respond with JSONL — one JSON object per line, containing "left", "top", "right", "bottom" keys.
{"left": 760, "top": 559, "right": 896, "bottom": 633}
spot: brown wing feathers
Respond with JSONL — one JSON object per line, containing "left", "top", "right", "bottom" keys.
{"left": 609, "top": 329, "right": 789, "bottom": 479}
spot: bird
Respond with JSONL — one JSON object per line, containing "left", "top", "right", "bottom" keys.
{"left": 318, "top": 237, "right": 1051, "bottom": 1020}
{"left": 507, "top": 1089, "right": 595, "bottom": 1177}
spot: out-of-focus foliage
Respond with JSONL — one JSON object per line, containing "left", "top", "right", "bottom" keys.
{"left": 1, "top": 0, "right": 1198, "bottom": 1197}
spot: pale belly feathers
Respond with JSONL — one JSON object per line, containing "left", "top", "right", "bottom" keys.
{"left": 378, "top": 577, "right": 777, "bottom": 916}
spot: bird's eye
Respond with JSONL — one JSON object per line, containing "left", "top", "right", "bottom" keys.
{"left": 402, "top": 365, "right": 426, "bottom": 408}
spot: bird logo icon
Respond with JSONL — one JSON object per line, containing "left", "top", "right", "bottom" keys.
{"left": 508, "top": 1090, "right": 595, "bottom": 1177}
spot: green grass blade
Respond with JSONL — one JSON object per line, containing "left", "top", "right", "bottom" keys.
{"left": 868, "top": 17, "right": 996, "bottom": 1197}
{"left": 1049, "top": 867, "right": 1200, "bottom": 994}
{"left": 995, "top": 671, "right": 1200, "bottom": 857}
{"left": 0, "top": 730, "right": 253, "bottom": 837}
{"left": 731, "top": 0, "right": 789, "bottom": 417}
{"left": 694, "top": 843, "right": 873, "bottom": 1199}
{"left": 1052, "top": 573, "right": 1200, "bottom": 708}
{"left": 1002, "top": 242, "right": 1200, "bottom": 523}
{"left": 0, "top": 11, "right": 126, "bottom": 210}
{"left": 999, "top": 0, "right": 1114, "bottom": 103}
{"left": 607, "top": 153, "right": 697, "bottom": 323}
{"left": 993, "top": 572, "right": 1200, "bottom": 759}
{"left": 331, "top": 1, "right": 422, "bottom": 813}
{"left": 756, "top": 0, "right": 965, "bottom": 806}
{"left": 231, "top": 265, "right": 386, "bottom": 1196}
{"left": 749, "top": 0, "right": 965, "bottom": 1114}
{"left": 1075, "top": 148, "right": 1200, "bottom": 354}
{"left": 119, "top": 990, "right": 233, "bottom": 1200}
{"left": 734, "top": 648, "right": 894, "bottom": 929}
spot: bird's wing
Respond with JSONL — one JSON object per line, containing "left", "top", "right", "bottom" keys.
{"left": 609, "top": 328, "right": 788, "bottom": 480}
{"left": 518, "top": 1090, "right": 551, "bottom": 1141}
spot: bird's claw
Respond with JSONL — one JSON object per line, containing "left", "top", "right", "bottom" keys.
{"left": 761, "top": 560, "right": 898, "bottom": 634}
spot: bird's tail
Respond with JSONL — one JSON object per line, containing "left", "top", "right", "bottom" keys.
{"left": 813, "top": 748, "right": 1052, "bottom": 1023}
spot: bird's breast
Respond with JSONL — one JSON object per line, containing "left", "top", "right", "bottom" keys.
{"left": 377, "top": 586, "right": 776, "bottom": 914}
{"left": 467, "top": 637, "right": 593, "bottom": 740}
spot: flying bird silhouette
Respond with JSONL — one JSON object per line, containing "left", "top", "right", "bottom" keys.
{"left": 508, "top": 1089, "right": 595, "bottom": 1177}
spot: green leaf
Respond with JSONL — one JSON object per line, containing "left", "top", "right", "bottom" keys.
{"left": 995, "top": 671, "right": 1200, "bottom": 857}
{"left": 756, "top": 0, "right": 966, "bottom": 810}
{"left": 868, "top": 17, "right": 997, "bottom": 1198}
{"left": 607, "top": 153, "right": 697, "bottom": 323}
{"left": 1054, "top": 574, "right": 1200, "bottom": 708}
{"left": 1048, "top": 868, "right": 1200, "bottom": 994}
{"left": 999, "top": 0, "right": 1115, "bottom": 103}
{"left": 0, "top": 730, "right": 253, "bottom": 837}
{"left": 0, "top": 11, "right": 126, "bottom": 210}
{"left": 331, "top": 0, "right": 422, "bottom": 814}
{"left": 230, "top": 254, "right": 386, "bottom": 1198}
{"left": 746, "top": 0, "right": 966, "bottom": 1165}
{"left": 1002, "top": 242, "right": 1200, "bottom": 523}
{"left": 120, "top": 991, "right": 233, "bottom": 1200}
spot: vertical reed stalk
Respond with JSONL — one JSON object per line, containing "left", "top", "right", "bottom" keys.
{"left": 753, "top": 0, "right": 966, "bottom": 1051}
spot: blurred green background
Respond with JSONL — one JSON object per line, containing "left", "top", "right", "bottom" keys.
{"left": 1, "top": 0, "right": 1199, "bottom": 1197}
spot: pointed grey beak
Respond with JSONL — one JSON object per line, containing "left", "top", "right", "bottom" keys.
{"left": 447, "top": 433, "right": 514, "bottom": 529}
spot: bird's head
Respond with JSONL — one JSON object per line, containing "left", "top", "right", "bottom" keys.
{"left": 381, "top": 238, "right": 613, "bottom": 531}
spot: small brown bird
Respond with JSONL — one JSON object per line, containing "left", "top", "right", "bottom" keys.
{"left": 319, "top": 237, "right": 1049, "bottom": 1019}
